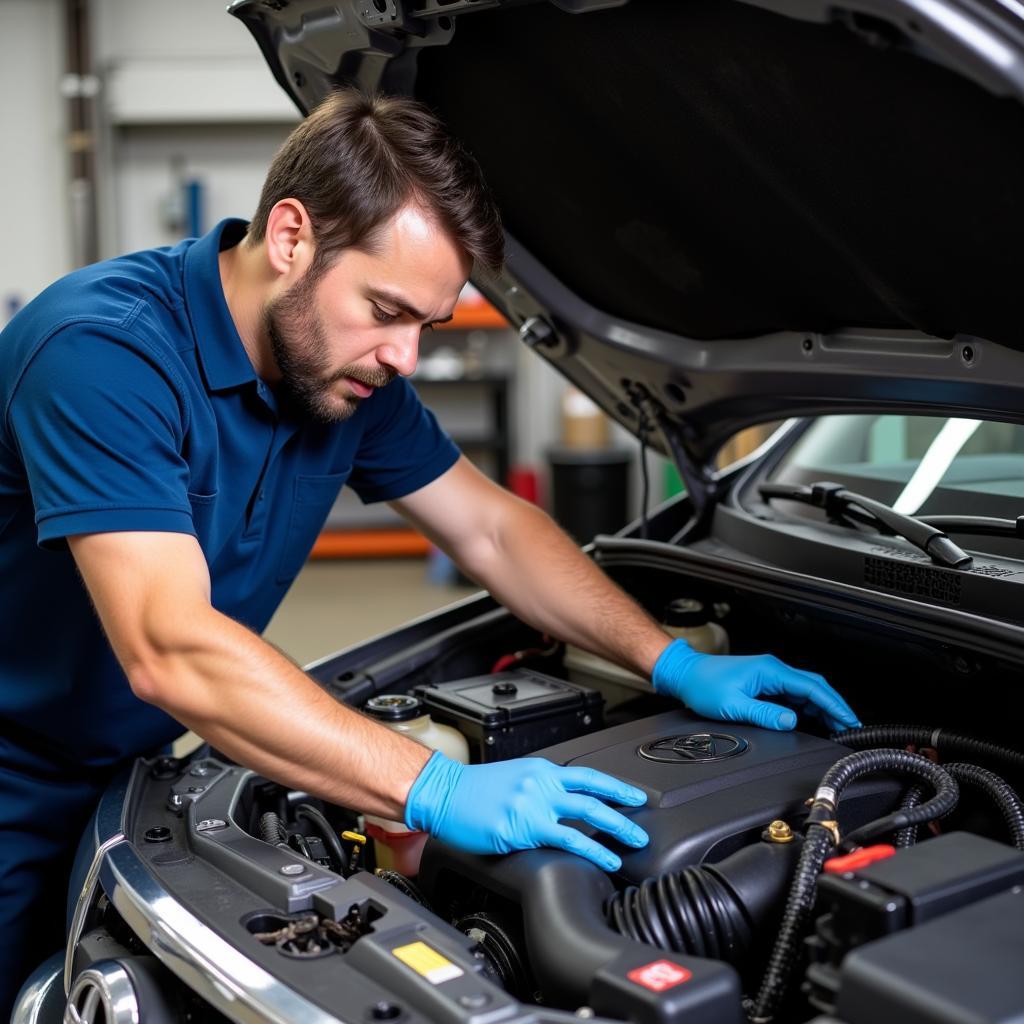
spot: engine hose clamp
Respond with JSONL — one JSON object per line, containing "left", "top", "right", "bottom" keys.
{"left": 812, "top": 819, "right": 841, "bottom": 846}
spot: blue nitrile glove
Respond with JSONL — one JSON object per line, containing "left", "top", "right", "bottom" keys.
{"left": 405, "top": 752, "right": 649, "bottom": 872}
{"left": 651, "top": 639, "right": 861, "bottom": 732}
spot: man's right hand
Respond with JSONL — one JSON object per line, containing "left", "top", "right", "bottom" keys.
{"left": 404, "top": 752, "right": 649, "bottom": 871}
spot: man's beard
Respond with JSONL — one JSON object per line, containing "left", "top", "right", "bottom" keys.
{"left": 263, "top": 274, "right": 396, "bottom": 424}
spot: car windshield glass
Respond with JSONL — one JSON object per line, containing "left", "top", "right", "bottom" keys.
{"left": 767, "top": 415, "right": 1024, "bottom": 557}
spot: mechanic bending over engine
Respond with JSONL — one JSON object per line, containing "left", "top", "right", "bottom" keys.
{"left": 0, "top": 89, "right": 860, "bottom": 1013}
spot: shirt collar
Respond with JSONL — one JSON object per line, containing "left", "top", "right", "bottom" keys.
{"left": 183, "top": 218, "right": 259, "bottom": 393}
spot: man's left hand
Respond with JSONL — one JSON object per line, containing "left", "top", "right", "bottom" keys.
{"left": 652, "top": 640, "right": 860, "bottom": 732}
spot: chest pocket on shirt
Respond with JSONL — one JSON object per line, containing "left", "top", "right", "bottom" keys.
{"left": 275, "top": 470, "right": 350, "bottom": 584}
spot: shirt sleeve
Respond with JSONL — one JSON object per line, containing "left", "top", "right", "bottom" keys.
{"left": 7, "top": 323, "right": 195, "bottom": 548}
{"left": 347, "top": 377, "right": 461, "bottom": 503}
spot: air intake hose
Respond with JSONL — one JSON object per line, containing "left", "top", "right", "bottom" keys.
{"left": 607, "top": 837, "right": 800, "bottom": 970}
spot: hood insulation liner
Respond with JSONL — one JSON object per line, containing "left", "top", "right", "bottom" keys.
{"left": 415, "top": 0, "right": 1024, "bottom": 349}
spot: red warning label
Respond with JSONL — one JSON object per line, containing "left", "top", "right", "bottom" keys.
{"left": 627, "top": 960, "right": 693, "bottom": 992}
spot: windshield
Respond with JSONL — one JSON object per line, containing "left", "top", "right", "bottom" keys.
{"left": 768, "top": 415, "right": 1024, "bottom": 556}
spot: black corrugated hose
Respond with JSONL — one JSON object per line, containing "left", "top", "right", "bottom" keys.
{"left": 894, "top": 783, "right": 926, "bottom": 848}
{"left": 375, "top": 868, "right": 433, "bottom": 909}
{"left": 833, "top": 725, "right": 1024, "bottom": 773}
{"left": 607, "top": 838, "right": 801, "bottom": 971}
{"left": 609, "top": 865, "right": 752, "bottom": 962}
{"left": 895, "top": 763, "right": 1024, "bottom": 851}
{"left": 259, "top": 810, "right": 287, "bottom": 845}
{"left": 750, "top": 749, "right": 958, "bottom": 1023}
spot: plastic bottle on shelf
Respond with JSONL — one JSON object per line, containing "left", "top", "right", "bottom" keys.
{"left": 662, "top": 598, "right": 730, "bottom": 655}
{"left": 362, "top": 694, "right": 469, "bottom": 876}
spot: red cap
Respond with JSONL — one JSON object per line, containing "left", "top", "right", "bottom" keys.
{"left": 823, "top": 844, "right": 897, "bottom": 874}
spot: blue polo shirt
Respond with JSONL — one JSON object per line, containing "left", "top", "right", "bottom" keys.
{"left": 0, "top": 219, "right": 459, "bottom": 769}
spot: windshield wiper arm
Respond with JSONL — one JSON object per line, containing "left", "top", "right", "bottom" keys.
{"left": 759, "top": 481, "right": 974, "bottom": 570}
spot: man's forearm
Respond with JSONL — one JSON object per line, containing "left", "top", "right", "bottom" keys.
{"left": 458, "top": 499, "right": 672, "bottom": 678}
{"left": 129, "top": 606, "right": 431, "bottom": 819}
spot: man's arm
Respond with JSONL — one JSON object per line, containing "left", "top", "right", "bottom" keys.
{"left": 392, "top": 457, "right": 860, "bottom": 732}
{"left": 392, "top": 456, "right": 671, "bottom": 676}
{"left": 69, "top": 530, "right": 431, "bottom": 819}
{"left": 69, "top": 527, "right": 649, "bottom": 870}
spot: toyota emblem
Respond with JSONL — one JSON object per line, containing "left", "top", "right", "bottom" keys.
{"left": 637, "top": 732, "right": 748, "bottom": 764}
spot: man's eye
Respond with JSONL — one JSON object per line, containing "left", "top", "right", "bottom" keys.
{"left": 372, "top": 304, "right": 398, "bottom": 323}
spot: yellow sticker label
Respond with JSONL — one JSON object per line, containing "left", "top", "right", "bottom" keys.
{"left": 392, "top": 941, "right": 464, "bottom": 984}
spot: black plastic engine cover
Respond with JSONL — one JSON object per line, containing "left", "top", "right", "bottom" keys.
{"left": 533, "top": 710, "right": 902, "bottom": 881}
{"left": 417, "top": 711, "right": 901, "bottom": 1006}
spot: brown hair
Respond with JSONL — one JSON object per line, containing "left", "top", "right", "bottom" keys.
{"left": 248, "top": 89, "right": 504, "bottom": 278}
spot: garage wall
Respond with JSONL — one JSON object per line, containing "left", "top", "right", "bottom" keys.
{"left": 89, "top": 0, "right": 299, "bottom": 256}
{"left": 0, "top": 0, "right": 651, "bottom": 518}
{"left": 0, "top": 0, "right": 72, "bottom": 317}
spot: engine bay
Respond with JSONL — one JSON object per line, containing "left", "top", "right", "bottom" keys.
{"left": 67, "top": 564, "right": 1024, "bottom": 1024}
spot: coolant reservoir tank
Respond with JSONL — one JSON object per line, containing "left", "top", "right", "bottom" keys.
{"left": 363, "top": 694, "right": 469, "bottom": 875}
{"left": 663, "top": 598, "right": 729, "bottom": 655}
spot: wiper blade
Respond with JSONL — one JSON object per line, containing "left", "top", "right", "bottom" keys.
{"left": 918, "top": 515, "right": 1024, "bottom": 539}
{"left": 759, "top": 481, "right": 974, "bottom": 570}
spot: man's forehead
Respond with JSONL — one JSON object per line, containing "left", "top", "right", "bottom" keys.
{"left": 376, "top": 202, "right": 472, "bottom": 278}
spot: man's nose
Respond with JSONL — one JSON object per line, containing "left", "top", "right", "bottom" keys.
{"left": 377, "top": 324, "right": 420, "bottom": 378}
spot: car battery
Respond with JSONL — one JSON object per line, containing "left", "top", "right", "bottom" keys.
{"left": 413, "top": 669, "right": 604, "bottom": 762}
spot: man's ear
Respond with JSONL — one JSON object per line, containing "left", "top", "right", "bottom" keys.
{"left": 264, "top": 199, "right": 315, "bottom": 280}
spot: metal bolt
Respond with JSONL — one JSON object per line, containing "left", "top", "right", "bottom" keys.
{"left": 196, "top": 818, "right": 227, "bottom": 833}
{"left": 166, "top": 792, "right": 184, "bottom": 813}
{"left": 582, "top": 715, "right": 592, "bottom": 726}
{"left": 187, "top": 785, "right": 206, "bottom": 794}
{"left": 575, "top": 1009, "right": 595, "bottom": 1019}
{"left": 189, "top": 763, "right": 212, "bottom": 777}
{"left": 767, "top": 820, "right": 794, "bottom": 844}
{"left": 519, "top": 316, "right": 556, "bottom": 350}
{"left": 279, "top": 863, "right": 306, "bottom": 876}
{"left": 150, "top": 756, "right": 180, "bottom": 780}
{"left": 485, "top": 735, "right": 496, "bottom": 746}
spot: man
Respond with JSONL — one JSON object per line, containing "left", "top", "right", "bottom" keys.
{"left": 0, "top": 90, "right": 858, "bottom": 1012}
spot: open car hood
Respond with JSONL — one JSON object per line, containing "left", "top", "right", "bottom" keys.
{"left": 230, "top": 0, "right": 1024, "bottom": 471}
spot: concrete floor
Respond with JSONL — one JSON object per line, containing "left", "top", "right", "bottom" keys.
{"left": 264, "top": 557, "right": 479, "bottom": 666}
{"left": 173, "top": 557, "right": 477, "bottom": 756}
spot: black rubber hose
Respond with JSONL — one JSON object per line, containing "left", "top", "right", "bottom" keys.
{"left": 941, "top": 763, "right": 1024, "bottom": 851}
{"left": 259, "top": 811, "right": 287, "bottom": 845}
{"left": 840, "top": 763, "right": 959, "bottom": 851}
{"left": 750, "top": 828, "right": 833, "bottom": 1024}
{"left": 296, "top": 803, "right": 349, "bottom": 875}
{"left": 833, "top": 726, "right": 1024, "bottom": 773}
{"left": 894, "top": 784, "right": 926, "bottom": 848}
{"left": 751, "top": 750, "right": 957, "bottom": 1023}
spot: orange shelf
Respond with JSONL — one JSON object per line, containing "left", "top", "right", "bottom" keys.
{"left": 437, "top": 301, "right": 509, "bottom": 330}
{"left": 310, "top": 528, "right": 430, "bottom": 559}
